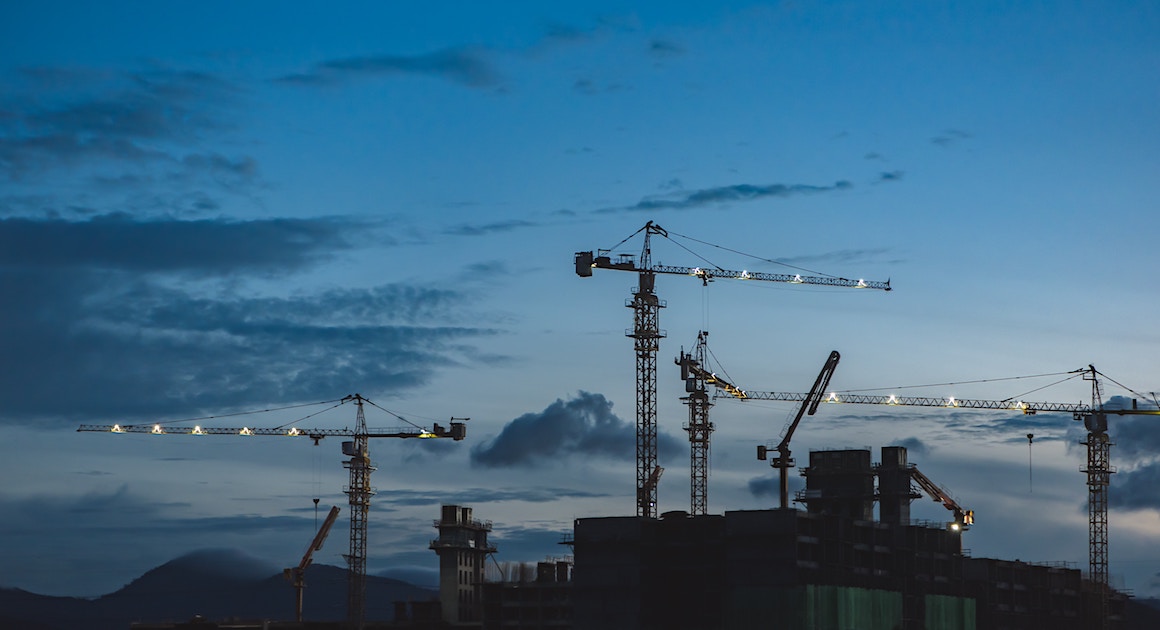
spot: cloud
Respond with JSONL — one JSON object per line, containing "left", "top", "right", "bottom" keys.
{"left": 278, "top": 47, "right": 499, "bottom": 88}
{"left": 0, "top": 213, "right": 351, "bottom": 273}
{"left": 601, "top": 181, "right": 853, "bottom": 213}
{"left": 375, "top": 487, "right": 613, "bottom": 507}
{"left": 895, "top": 436, "right": 929, "bottom": 456}
{"left": 1, "top": 68, "right": 238, "bottom": 181}
{"left": 1111, "top": 462, "right": 1160, "bottom": 510}
{"left": 649, "top": 40, "right": 686, "bottom": 57}
{"left": 772, "top": 247, "right": 895, "bottom": 267}
{"left": 470, "top": 392, "right": 681, "bottom": 467}
{"left": 747, "top": 473, "right": 803, "bottom": 499}
{"left": 1110, "top": 413, "right": 1160, "bottom": 461}
{"left": 443, "top": 219, "right": 537, "bottom": 236}
{"left": 931, "top": 129, "right": 973, "bottom": 147}
{"left": 0, "top": 264, "right": 502, "bottom": 422}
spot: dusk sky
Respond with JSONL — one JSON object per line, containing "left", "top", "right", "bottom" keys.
{"left": 2, "top": 1, "right": 1159, "bottom": 601}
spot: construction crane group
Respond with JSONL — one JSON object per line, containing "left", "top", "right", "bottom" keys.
{"left": 576, "top": 221, "right": 890, "bottom": 517}
{"left": 75, "top": 219, "right": 1155, "bottom": 626}
{"left": 577, "top": 221, "right": 1157, "bottom": 624}
{"left": 79, "top": 393, "right": 467, "bottom": 627}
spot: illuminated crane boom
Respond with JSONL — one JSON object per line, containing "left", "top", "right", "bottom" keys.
{"left": 910, "top": 466, "right": 973, "bottom": 529}
{"left": 78, "top": 393, "right": 467, "bottom": 627}
{"left": 576, "top": 221, "right": 890, "bottom": 518}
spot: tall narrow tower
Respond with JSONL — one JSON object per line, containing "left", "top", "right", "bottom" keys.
{"left": 679, "top": 331, "right": 714, "bottom": 515}
{"left": 629, "top": 223, "right": 666, "bottom": 518}
{"left": 342, "top": 395, "right": 375, "bottom": 627}
{"left": 430, "top": 505, "right": 496, "bottom": 623}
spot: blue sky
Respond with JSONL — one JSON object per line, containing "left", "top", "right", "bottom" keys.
{"left": 2, "top": 0, "right": 1159, "bottom": 600}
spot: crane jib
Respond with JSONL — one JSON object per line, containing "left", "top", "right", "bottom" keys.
{"left": 575, "top": 250, "right": 890, "bottom": 291}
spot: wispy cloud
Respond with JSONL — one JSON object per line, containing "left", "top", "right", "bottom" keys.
{"left": 931, "top": 129, "right": 973, "bottom": 147}
{"left": 649, "top": 39, "right": 686, "bottom": 57}
{"left": 1, "top": 68, "right": 239, "bottom": 182}
{"left": 278, "top": 47, "right": 500, "bottom": 89}
{"left": 443, "top": 219, "right": 537, "bottom": 236}
{"left": 772, "top": 247, "right": 896, "bottom": 267}
{"left": 600, "top": 181, "right": 853, "bottom": 213}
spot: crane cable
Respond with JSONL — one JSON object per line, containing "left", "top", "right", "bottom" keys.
{"left": 124, "top": 397, "right": 350, "bottom": 429}
{"left": 834, "top": 370, "right": 1085, "bottom": 396}
{"left": 1093, "top": 368, "right": 1157, "bottom": 406}
{"left": 665, "top": 228, "right": 843, "bottom": 279}
{"left": 363, "top": 397, "right": 429, "bottom": 432}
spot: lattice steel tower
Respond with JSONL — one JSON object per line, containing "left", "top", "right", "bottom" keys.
{"left": 628, "top": 223, "right": 666, "bottom": 517}
{"left": 678, "top": 331, "right": 714, "bottom": 515}
{"left": 343, "top": 395, "right": 375, "bottom": 628}
{"left": 1079, "top": 366, "right": 1113, "bottom": 628}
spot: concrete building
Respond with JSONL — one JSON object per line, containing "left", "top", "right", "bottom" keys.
{"left": 430, "top": 505, "right": 496, "bottom": 624}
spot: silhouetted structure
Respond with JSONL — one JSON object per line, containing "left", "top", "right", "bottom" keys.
{"left": 571, "top": 446, "right": 1125, "bottom": 630}
{"left": 482, "top": 560, "right": 573, "bottom": 629}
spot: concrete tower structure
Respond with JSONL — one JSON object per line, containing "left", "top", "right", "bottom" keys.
{"left": 430, "top": 504, "right": 496, "bottom": 623}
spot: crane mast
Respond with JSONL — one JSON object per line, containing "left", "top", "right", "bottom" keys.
{"left": 343, "top": 395, "right": 373, "bottom": 628}
{"left": 677, "top": 331, "right": 747, "bottom": 514}
{"left": 676, "top": 332, "right": 711, "bottom": 514}
{"left": 629, "top": 222, "right": 666, "bottom": 518}
{"left": 576, "top": 221, "right": 890, "bottom": 518}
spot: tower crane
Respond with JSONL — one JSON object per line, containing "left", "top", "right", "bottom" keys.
{"left": 755, "top": 350, "right": 840, "bottom": 509}
{"left": 576, "top": 221, "right": 890, "bottom": 518}
{"left": 728, "top": 365, "right": 1159, "bottom": 627}
{"left": 676, "top": 331, "right": 745, "bottom": 514}
{"left": 78, "top": 393, "right": 468, "bottom": 628}
{"left": 285, "top": 505, "right": 341, "bottom": 622}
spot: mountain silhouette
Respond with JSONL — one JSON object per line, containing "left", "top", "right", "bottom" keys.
{"left": 0, "top": 549, "right": 436, "bottom": 630}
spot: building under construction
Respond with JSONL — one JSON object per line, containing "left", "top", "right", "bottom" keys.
{"left": 571, "top": 445, "right": 1126, "bottom": 630}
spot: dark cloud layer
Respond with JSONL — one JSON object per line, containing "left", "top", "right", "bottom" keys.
{"left": 470, "top": 392, "right": 681, "bottom": 467}
{"left": 0, "top": 266, "right": 498, "bottom": 422}
{"left": 604, "top": 181, "right": 853, "bottom": 213}
{"left": 1, "top": 68, "right": 239, "bottom": 181}
{"left": 1111, "top": 463, "right": 1160, "bottom": 510}
{"left": 374, "top": 487, "right": 611, "bottom": 507}
{"left": 0, "top": 213, "right": 350, "bottom": 272}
